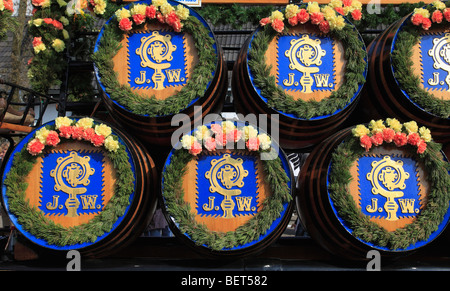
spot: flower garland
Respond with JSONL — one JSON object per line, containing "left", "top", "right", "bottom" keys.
{"left": 351, "top": 118, "right": 431, "bottom": 154}
{"left": 391, "top": 0, "right": 450, "bottom": 118}
{"left": 179, "top": 121, "right": 272, "bottom": 155}
{"left": 26, "top": 116, "right": 120, "bottom": 156}
{"left": 259, "top": 0, "right": 363, "bottom": 34}
{"left": 249, "top": 1, "right": 367, "bottom": 120}
{"left": 0, "top": 0, "right": 15, "bottom": 41}
{"left": 3, "top": 117, "right": 135, "bottom": 247}
{"left": 162, "top": 122, "right": 292, "bottom": 251}
{"left": 328, "top": 120, "right": 450, "bottom": 250}
{"left": 93, "top": 0, "right": 217, "bottom": 117}
{"left": 27, "top": 0, "right": 107, "bottom": 94}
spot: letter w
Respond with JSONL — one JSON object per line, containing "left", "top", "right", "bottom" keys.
{"left": 236, "top": 197, "right": 253, "bottom": 211}
{"left": 165, "top": 69, "right": 181, "bottom": 82}
{"left": 399, "top": 199, "right": 415, "bottom": 214}
{"left": 313, "top": 74, "right": 330, "bottom": 87}
{"left": 80, "top": 195, "right": 98, "bottom": 210}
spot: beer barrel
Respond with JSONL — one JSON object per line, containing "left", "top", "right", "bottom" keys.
{"left": 296, "top": 118, "right": 450, "bottom": 261}
{"left": 93, "top": 0, "right": 227, "bottom": 147}
{"left": 362, "top": 5, "right": 450, "bottom": 144}
{"left": 1, "top": 117, "right": 158, "bottom": 258}
{"left": 160, "top": 121, "right": 294, "bottom": 257}
{"left": 232, "top": 6, "right": 367, "bottom": 150}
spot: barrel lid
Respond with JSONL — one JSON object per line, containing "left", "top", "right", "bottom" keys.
{"left": 327, "top": 119, "right": 450, "bottom": 252}
{"left": 245, "top": 4, "right": 367, "bottom": 121}
{"left": 1, "top": 117, "right": 138, "bottom": 251}
{"left": 93, "top": 0, "right": 218, "bottom": 117}
{"left": 390, "top": 5, "right": 450, "bottom": 119}
{"left": 161, "top": 121, "right": 293, "bottom": 254}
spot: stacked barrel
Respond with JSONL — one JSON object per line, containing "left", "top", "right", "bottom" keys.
{"left": 1, "top": 0, "right": 450, "bottom": 263}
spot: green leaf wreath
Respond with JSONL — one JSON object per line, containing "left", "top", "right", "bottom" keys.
{"left": 328, "top": 119, "right": 450, "bottom": 250}
{"left": 92, "top": 2, "right": 217, "bottom": 117}
{"left": 3, "top": 118, "right": 135, "bottom": 247}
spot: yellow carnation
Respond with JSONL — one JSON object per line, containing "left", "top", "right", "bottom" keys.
{"left": 33, "top": 43, "right": 46, "bottom": 54}
{"left": 181, "top": 135, "right": 196, "bottom": 149}
{"left": 329, "top": 0, "right": 343, "bottom": 8}
{"left": 285, "top": 4, "right": 300, "bottom": 19}
{"left": 403, "top": 120, "right": 418, "bottom": 134}
{"left": 269, "top": 10, "right": 284, "bottom": 21}
{"left": 222, "top": 120, "right": 236, "bottom": 133}
{"left": 52, "top": 38, "right": 66, "bottom": 53}
{"left": 258, "top": 134, "right": 272, "bottom": 150}
{"left": 322, "top": 6, "right": 337, "bottom": 20}
{"left": 105, "top": 136, "right": 119, "bottom": 152}
{"left": 194, "top": 125, "right": 211, "bottom": 141}
{"left": 152, "top": 0, "right": 166, "bottom": 7}
{"left": 36, "top": 127, "right": 50, "bottom": 144}
{"left": 352, "top": 124, "right": 370, "bottom": 137}
{"left": 0, "top": 0, "right": 4, "bottom": 11}
{"left": 432, "top": 1, "right": 446, "bottom": 10}
{"left": 307, "top": 2, "right": 321, "bottom": 14}
{"left": 329, "top": 15, "right": 346, "bottom": 30}
{"left": 243, "top": 125, "right": 258, "bottom": 140}
{"left": 93, "top": 0, "right": 106, "bottom": 15}
{"left": 115, "top": 7, "right": 131, "bottom": 21}
{"left": 95, "top": 123, "right": 112, "bottom": 138}
{"left": 386, "top": 118, "right": 402, "bottom": 132}
{"left": 176, "top": 4, "right": 189, "bottom": 20}
{"left": 131, "top": 3, "right": 147, "bottom": 15}
{"left": 419, "top": 126, "right": 432, "bottom": 142}
{"left": 369, "top": 119, "right": 386, "bottom": 133}
{"left": 76, "top": 117, "right": 94, "bottom": 129}
{"left": 55, "top": 116, "right": 73, "bottom": 129}
{"left": 33, "top": 18, "right": 44, "bottom": 26}
{"left": 351, "top": 0, "right": 362, "bottom": 10}
{"left": 413, "top": 8, "right": 430, "bottom": 18}
{"left": 160, "top": 2, "right": 174, "bottom": 15}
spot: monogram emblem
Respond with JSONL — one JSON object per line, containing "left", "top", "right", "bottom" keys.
{"left": 49, "top": 151, "right": 95, "bottom": 217}
{"left": 366, "top": 156, "right": 410, "bottom": 221}
{"left": 204, "top": 154, "right": 249, "bottom": 219}
{"left": 427, "top": 33, "right": 450, "bottom": 91}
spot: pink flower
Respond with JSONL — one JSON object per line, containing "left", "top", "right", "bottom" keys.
{"left": 118, "top": 18, "right": 133, "bottom": 31}
{"left": 156, "top": 12, "right": 165, "bottom": 23}
{"left": 226, "top": 129, "right": 242, "bottom": 143}
{"left": 310, "top": 12, "right": 324, "bottom": 25}
{"left": 189, "top": 140, "right": 202, "bottom": 155}
{"left": 71, "top": 126, "right": 84, "bottom": 140}
{"left": 58, "top": 126, "right": 73, "bottom": 139}
{"left": 432, "top": 10, "right": 443, "bottom": 23}
{"left": 46, "top": 130, "right": 60, "bottom": 146}
{"left": 43, "top": 18, "right": 53, "bottom": 24}
{"left": 382, "top": 128, "right": 395, "bottom": 143}
{"left": 246, "top": 137, "right": 260, "bottom": 151}
{"left": 82, "top": 127, "right": 95, "bottom": 141}
{"left": 204, "top": 137, "right": 216, "bottom": 151}
{"left": 343, "top": 0, "right": 352, "bottom": 6}
{"left": 210, "top": 124, "right": 222, "bottom": 135}
{"left": 351, "top": 9, "right": 362, "bottom": 21}
{"left": 288, "top": 16, "right": 298, "bottom": 26}
{"left": 411, "top": 13, "right": 424, "bottom": 25}
{"left": 51, "top": 19, "right": 64, "bottom": 30}
{"left": 215, "top": 133, "right": 226, "bottom": 147}
{"left": 32, "top": 37, "right": 43, "bottom": 47}
{"left": 370, "top": 132, "right": 383, "bottom": 146}
{"left": 422, "top": 17, "right": 432, "bottom": 30}
{"left": 297, "top": 9, "right": 310, "bottom": 24}
{"left": 27, "top": 138, "right": 45, "bottom": 156}
{"left": 444, "top": 8, "right": 450, "bottom": 21}
{"left": 360, "top": 135, "right": 372, "bottom": 152}
{"left": 393, "top": 132, "right": 407, "bottom": 147}
{"left": 318, "top": 20, "right": 330, "bottom": 33}
{"left": 271, "top": 18, "right": 284, "bottom": 33}
{"left": 132, "top": 14, "right": 146, "bottom": 25}
{"left": 91, "top": 134, "right": 105, "bottom": 147}
{"left": 146, "top": 5, "right": 156, "bottom": 19}
{"left": 407, "top": 132, "right": 421, "bottom": 146}
{"left": 417, "top": 139, "right": 427, "bottom": 154}
{"left": 260, "top": 17, "right": 271, "bottom": 26}
{"left": 335, "top": 7, "right": 344, "bottom": 15}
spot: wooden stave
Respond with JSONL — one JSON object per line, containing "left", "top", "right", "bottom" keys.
{"left": 360, "top": 15, "right": 450, "bottom": 144}
{"left": 231, "top": 30, "right": 364, "bottom": 150}
{"left": 0, "top": 118, "right": 159, "bottom": 258}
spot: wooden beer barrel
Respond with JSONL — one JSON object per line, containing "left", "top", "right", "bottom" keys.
{"left": 232, "top": 4, "right": 367, "bottom": 150}
{"left": 93, "top": 0, "right": 227, "bottom": 147}
{"left": 160, "top": 121, "right": 294, "bottom": 257}
{"left": 296, "top": 118, "right": 450, "bottom": 261}
{"left": 1, "top": 117, "right": 158, "bottom": 258}
{"left": 361, "top": 4, "right": 450, "bottom": 144}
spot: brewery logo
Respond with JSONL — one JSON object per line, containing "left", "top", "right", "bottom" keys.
{"left": 128, "top": 30, "right": 187, "bottom": 90}
{"left": 278, "top": 34, "right": 336, "bottom": 93}
{"left": 39, "top": 149, "right": 107, "bottom": 218}
{"left": 195, "top": 153, "right": 260, "bottom": 219}
{"left": 356, "top": 155, "right": 421, "bottom": 222}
